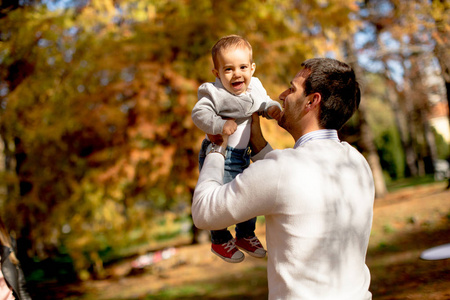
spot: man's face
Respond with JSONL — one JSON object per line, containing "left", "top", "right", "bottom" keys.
{"left": 213, "top": 47, "right": 255, "bottom": 95}
{"left": 277, "top": 70, "right": 311, "bottom": 132}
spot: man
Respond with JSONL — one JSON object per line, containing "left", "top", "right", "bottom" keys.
{"left": 192, "top": 58, "right": 375, "bottom": 300}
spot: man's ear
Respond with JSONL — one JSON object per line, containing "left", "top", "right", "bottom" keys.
{"left": 306, "top": 93, "right": 321, "bottom": 110}
{"left": 312, "top": 93, "right": 321, "bottom": 106}
{"left": 251, "top": 63, "right": 256, "bottom": 76}
{"left": 212, "top": 68, "right": 219, "bottom": 78}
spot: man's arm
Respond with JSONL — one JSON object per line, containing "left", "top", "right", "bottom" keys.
{"left": 207, "top": 113, "right": 269, "bottom": 157}
{"left": 192, "top": 113, "right": 278, "bottom": 230}
{"left": 249, "top": 112, "right": 273, "bottom": 161}
{"left": 192, "top": 150, "right": 279, "bottom": 230}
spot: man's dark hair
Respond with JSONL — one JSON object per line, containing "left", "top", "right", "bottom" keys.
{"left": 302, "top": 58, "right": 360, "bottom": 130}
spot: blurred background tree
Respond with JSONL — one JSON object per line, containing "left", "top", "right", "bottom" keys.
{"left": 0, "top": 0, "right": 448, "bottom": 283}
{"left": 356, "top": 0, "right": 450, "bottom": 178}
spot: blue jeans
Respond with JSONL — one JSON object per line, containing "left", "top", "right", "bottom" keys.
{"left": 198, "top": 139, "right": 256, "bottom": 244}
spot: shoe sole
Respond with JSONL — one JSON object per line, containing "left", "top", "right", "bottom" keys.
{"left": 236, "top": 246, "right": 266, "bottom": 258}
{"left": 211, "top": 248, "right": 245, "bottom": 263}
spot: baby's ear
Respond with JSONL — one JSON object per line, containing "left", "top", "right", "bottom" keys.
{"left": 251, "top": 63, "right": 256, "bottom": 76}
{"left": 212, "top": 69, "right": 219, "bottom": 78}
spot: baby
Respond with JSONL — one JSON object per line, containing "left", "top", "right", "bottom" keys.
{"left": 192, "top": 35, "right": 281, "bottom": 263}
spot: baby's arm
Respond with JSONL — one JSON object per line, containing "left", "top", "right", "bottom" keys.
{"left": 259, "top": 100, "right": 282, "bottom": 122}
{"left": 251, "top": 77, "right": 282, "bottom": 121}
{"left": 222, "top": 119, "right": 237, "bottom": 135}
{"left": 192, "top": 84, "right": 228, "bottom": 135}
{"left": 267, "top": 105, "right": 282, "bottom": 122}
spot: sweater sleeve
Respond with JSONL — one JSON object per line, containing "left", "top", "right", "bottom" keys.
{"left": 192, "top": 150, "right": 280, "bottom": 230}
{"left": 251, "top": 143, "right": 273, "bottom": 162}
{"left": 192, "top": 83, "right": 227, "bottom": 135}
{"left": 261, "top": 100, "right": 282, "bottom": 120}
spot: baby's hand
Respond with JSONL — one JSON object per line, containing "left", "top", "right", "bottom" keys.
{"left": 267, "top": 105, "right": 282, "bottom": 121}
{"left": 222, "top": 119, "right": 237, "bottom": 135}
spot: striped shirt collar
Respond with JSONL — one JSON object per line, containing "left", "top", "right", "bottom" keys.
{"left": 294, "top": 129, "right": 340, "bottom": 149}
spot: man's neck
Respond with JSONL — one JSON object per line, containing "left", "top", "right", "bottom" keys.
{"left": 291, "top": 123, "right": 322, "bottom": 142}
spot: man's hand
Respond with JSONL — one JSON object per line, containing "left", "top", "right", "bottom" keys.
{"left": 250, "top": 112, "right": 267, "bottom": 155}
{"left": 267, "top": 105, "right": 282, "bottom": 122}
{"left": 222, "top": 119, "right": 237, "bottom": 135}
{"left": 207, "top": 133, "right": 229, "bottom": 147}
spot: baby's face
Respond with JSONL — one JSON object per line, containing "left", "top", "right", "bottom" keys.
{"left": 213, "top": 47, "right": 255, "bottom": 95}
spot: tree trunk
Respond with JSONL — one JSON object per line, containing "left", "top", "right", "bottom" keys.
{"left": 380, "top": 60, "right": 418, "bottom": 177}
{"left": 358, "top": 103, "right": 388, "bottom": 198}
{"left": 432, "top": 0, "right": 450, "bottom": 188}
{"left": 343, "top": 41, "right": 387, "bottom": 198}
{"left": 409, "top": 50, "right": 438, "bottom": 175}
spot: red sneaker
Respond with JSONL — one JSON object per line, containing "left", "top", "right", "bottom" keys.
{"left": 235, "top": 236, "right": 266, "bottom": 258}
{"left": 211, "top": 239, "right": 244, "bottom": 263}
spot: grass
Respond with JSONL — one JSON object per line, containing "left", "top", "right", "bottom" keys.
{"left": 386, "top": 174, "right": 438, "bottom": 192}
{"left": 366, "top": 182, "right": 450, "bottom": 299}
{"left": 145, "top": 266, "right": 268, "bottom": 300}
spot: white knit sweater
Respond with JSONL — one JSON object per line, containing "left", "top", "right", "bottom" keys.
{"left": 192, "top": 135, "right": 374, "bottom": 300}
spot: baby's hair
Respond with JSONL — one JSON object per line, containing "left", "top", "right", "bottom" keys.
{"left": 211, "top": 35, "right": 253, "bottom": 70}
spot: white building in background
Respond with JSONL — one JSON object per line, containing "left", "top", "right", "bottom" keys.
{"left": 423, "top": 57, "right": 449, "bottom": 143}
{"left": 429, "top": 101, "right": 450, "bottom": 143}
